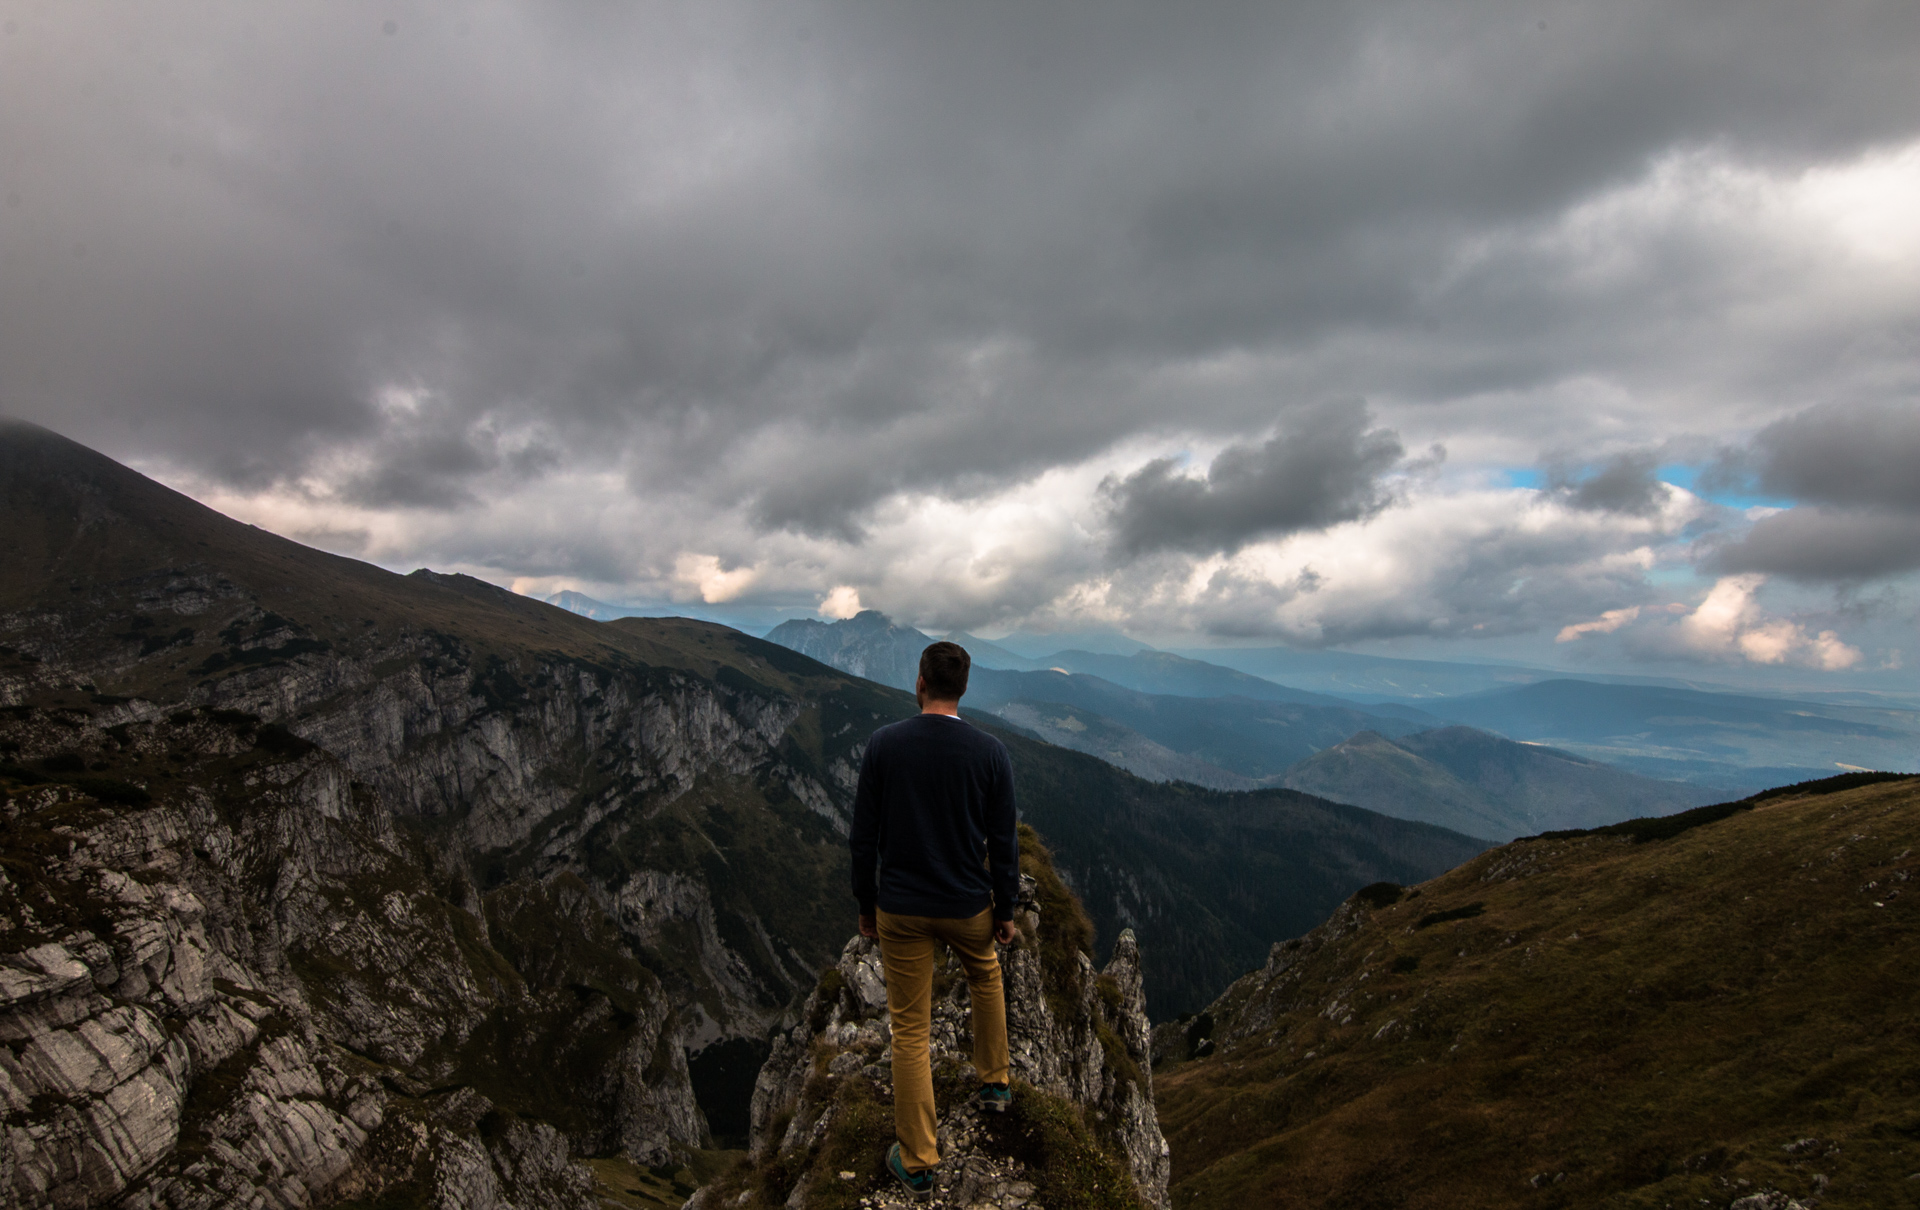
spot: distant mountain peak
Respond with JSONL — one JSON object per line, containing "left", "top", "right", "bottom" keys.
{"left": 764, "top": 611, "right": 937, "bottom": 691}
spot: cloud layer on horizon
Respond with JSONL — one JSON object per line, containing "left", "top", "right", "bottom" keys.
{"left": 2, "top": 1, "right": 1916, "bottom": 669}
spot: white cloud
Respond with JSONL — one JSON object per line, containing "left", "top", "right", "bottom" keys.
{"left": 1798, "top": 142, "right": 1920, "bottom": 266}
{"left": 1672, "top": 574, "right": 1862, "bottom": 669}
{"left": 150, "top": 417, "right": 1700, "bottom": 643}
{"left": 817, "top": 586, "right": 863, "bottom": 619}
{"left": 672, "top": 554, "right": 759, "bottom": 605}
{"left": 1556, "top": 606, "right": 1641, "bottom": 643}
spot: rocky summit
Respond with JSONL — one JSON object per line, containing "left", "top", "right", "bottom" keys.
{"left": 700, "top": 828, "right": 1168, "bottom": 1210}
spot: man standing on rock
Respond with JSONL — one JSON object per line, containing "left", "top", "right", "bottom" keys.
{"left": 851, "top": 640, "right": 1020, "bottom": 1201}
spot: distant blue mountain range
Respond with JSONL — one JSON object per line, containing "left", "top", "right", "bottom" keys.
{"left": 755, "top": 610, "right": 1904, "bottom": 838}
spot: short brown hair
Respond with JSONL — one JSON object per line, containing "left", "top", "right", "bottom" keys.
{"left": 919, "top": 641, "right": 971, "bottom": 700}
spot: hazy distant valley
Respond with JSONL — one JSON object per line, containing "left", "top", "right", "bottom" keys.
{"left": 760, "top": 610, "right": 1919, "bottom": 839}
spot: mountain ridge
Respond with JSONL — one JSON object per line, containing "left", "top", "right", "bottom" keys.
{"left": 1281, "top": 725, "right": 1719, "bottom": 840}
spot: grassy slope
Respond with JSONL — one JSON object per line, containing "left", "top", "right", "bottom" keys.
{"left": 1157, "top": 776, "right": 1920, "bottom": 1210}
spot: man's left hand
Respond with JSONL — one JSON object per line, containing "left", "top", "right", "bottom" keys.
{"left": 993, "top": 918, "right": 1017, "bottom": 945}
{"left": 858, "top": 914, "right": 877, "bottom": 939}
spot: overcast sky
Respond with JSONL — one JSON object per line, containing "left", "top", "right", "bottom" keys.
{"left": 3, "top": 1, "right": 1917, "bottom": 685}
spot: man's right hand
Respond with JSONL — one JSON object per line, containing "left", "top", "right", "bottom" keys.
{"left": 858, "top": 914, "right": 877, "bottom": 939}
{"left": 993, "top": 918, "right": 1017, "bottom": 945}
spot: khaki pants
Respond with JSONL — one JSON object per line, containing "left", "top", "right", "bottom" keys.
{"left": 876, "top": 907, "right": 1010, "bottom": 1172}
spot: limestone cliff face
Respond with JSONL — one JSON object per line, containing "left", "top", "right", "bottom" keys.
{"left": 718, "top": 859, "right": 1171, "bottom": 1210}
{"left": 4, "top": 577, "right": 856, "bottom": 1045}
{"left": 0, "top": 704, "right": 701, "bottom": 1208}
{"left": 176, "top": 613, "right": 830, "bottom": 1043}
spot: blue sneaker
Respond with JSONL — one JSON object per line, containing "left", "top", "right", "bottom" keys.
{"left": 887, "top": 1143, "right": 934, "bottom": 1202}
{"left": 975, "top": 1082, "right": 1013, "bottom": 1114}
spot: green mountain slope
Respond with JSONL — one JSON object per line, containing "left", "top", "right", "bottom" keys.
{"left": 1157, "top": 774, "right": 1920, "bottom": 1210}
{"left": 992, "top": 699, "right": 1254, "bottom": 789}
{"left": 1281, "top": 726, "right": 1716, "bottom": 840}
{"left": 1279, "top": 729, "right": 1518, "bottom": 839}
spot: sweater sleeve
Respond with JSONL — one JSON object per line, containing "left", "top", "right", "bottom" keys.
{"left": 986, "top": 740, "right": 1020, "bottom": 921}
{"left": 849, "top": 738, "right": 881, "bottom": 916}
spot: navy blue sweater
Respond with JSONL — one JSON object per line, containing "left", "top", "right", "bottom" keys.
{"left": 850, "top": 713, "right": 1019, "bottom": 922}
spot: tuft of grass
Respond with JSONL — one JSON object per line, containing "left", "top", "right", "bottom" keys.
{"left": 1018, "top": 822, "right": 1096, "bottom": 1019}
{"left": 991, "top": 1082, "right": 1150, "bottom": 1210}
{"left": 799, "top": 1079, "right": 896, "bottom": 1210}
{"left": 585, "top": 1150, "right": 745, "bottom": 1210}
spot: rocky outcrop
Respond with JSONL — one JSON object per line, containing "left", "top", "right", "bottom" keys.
{"left": 720, "top": 855, "right": 1171, "bottom": 1210}
{"left": 0, "top": 704, "right": 701, "bottom": 1208}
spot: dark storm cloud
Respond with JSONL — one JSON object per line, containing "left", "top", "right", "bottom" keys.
{"left": 1703, "top": 402, "right": 1920, "bottom": 581}
{"left": 1102, "top": 400, "right": 1403, "bottom": 554}
{"left": 1713, "top": 507, "right": 1920, "bottom": 580}
{"left": 1753, "top": 401, "right": 1920, "bottom": 512}
{"left": 1548, "top": 451, "right": 1667, "bottom": 516}
{"left": 2, "top": 0, "right": 1918, "bottom": 619}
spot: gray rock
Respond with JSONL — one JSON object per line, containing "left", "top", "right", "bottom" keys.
{"left": 0, "top": 704, "right": 699, "bottom": 1209}
{"left": 750, "top": 891, "right": 1170, "bottom": 1210}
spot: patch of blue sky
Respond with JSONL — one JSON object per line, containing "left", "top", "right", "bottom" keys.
{"left": 1645, "top": 566, "right": 1701, "bottom": 588}
{"left": 1656, "top": 464, "right": 1794, "bottom": 510}
{"left": 1496, "top": 464, "right": 1795, "bottom": 510}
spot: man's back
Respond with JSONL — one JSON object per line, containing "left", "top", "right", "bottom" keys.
{"left": 850, "top": 713, "right": 1019, "bottom": 923}
{"left": 853, "top": 642, "right": 1020, "bottom": 1191}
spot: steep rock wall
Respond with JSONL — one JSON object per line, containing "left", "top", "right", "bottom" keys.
{"left": 3, "top": 584, "right": 855, "bottom": 1043}
{"left": 0, "top": 705, "right": 702, "bottom": 1208}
